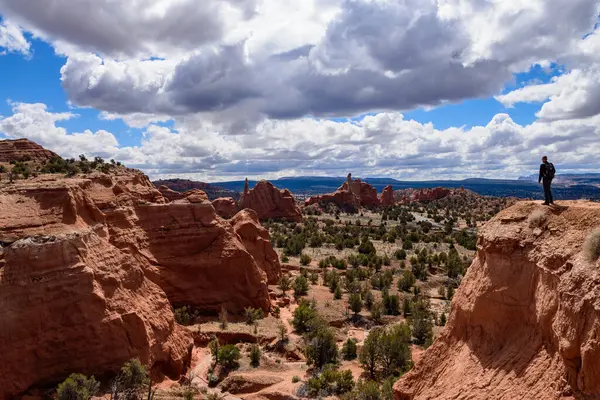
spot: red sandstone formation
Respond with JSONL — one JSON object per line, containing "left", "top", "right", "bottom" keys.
{"left": 396, "top": 187, "right": 451, "bottom": 203}
{"left": 305, "top": 173, "right": 380, "bottom": 209}
{"left": 379, "top": 185, "right": 395, "bottom": 206}
{"left": 231, "top": 209, "right": 282, "bottom": 284}
{"left": 158, "top": 184, "right": 185, "bottom": 201}
{"left": 0, "top": 178, "right": 192, "bottom": 398}
{"left": 181, "top": 189, "right": 209, "bottom": 203}
{"left": 395, "top": 201, "right": 600, "bottom": 400}
{"left": 0, "top": 138, "right": 59, "bottom": 163}
{"left": 213, "top": 197, "right": 238, "bottom": 219}
{"left": 238, "top": 179, "right": 302, "bottom": 222}
{"left": 0, "top": 161, "right": 272, "bottom": 396}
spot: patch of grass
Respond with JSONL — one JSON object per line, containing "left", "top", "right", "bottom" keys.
{"left": 528, "top": 209, "right": 546, "bottom": 228}
{"left": 584, "top": 229, "right": 600, "bottom": 262}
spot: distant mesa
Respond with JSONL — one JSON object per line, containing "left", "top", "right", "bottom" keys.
{"left": 395, "top": 187, "right": 453, "bottom": 203}
{"left": 395, "top": 200, "right": 600, "bottom": 399}
{"left": 0, "top": 138, "right": 59, "bottom": 163}
{"left": 238, "top": 178, "right": 303, "bottom": 222}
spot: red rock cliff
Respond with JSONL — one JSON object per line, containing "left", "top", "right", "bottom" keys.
{"left": 0, "top": 169, "right": 272, "bottom": 396}
{"left": 395, "top": 201, "right": 600, "bottom": 400}
{"left": 0, "top": 179, "right": 192, "bottom": 398}
{"left": 380, "top": 185, "right": 395, "bottom": 206}
{"left": 238, "top": 179, "right": 302, "bottom": 222}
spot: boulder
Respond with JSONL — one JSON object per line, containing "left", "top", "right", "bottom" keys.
{"left": 212, "top": 197, "right": 238, "bottom": 219}
{"left": 395, "top": 201, "right": 600, "bottom": 400}
{"left": 238, "top": 179, "right": 302, "bottom": 222}
{"left": 231, "top": 209, "right": 282, "bottom": 284}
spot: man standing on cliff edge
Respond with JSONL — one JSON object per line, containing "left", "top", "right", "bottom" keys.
{"left": 538, "top": 156, "right": 555, "bottom": 205}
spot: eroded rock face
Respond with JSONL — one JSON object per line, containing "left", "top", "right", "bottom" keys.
{"left": 212, "top": 197, "right": 238, "bottom": 219}
{"left": 395, "top": 201, "right": 600, "bottom": 400}
{"left": 0, "top": 138, "right": 59, "bottom": 163}
{"left": 380, "top": 185, "right": 394, "bottom": 206}
{"left": 238, "top": 179, "right": 302, "bottom": 222}
{"left": 106, "top": 201, "right": 270, "bottom": 312}
{"left": 0, "top": 168, "right": 272, "bottom": 396}
{"left": 304, "top": 173, "right": 380, "bottom": 210}
{"left": 232, "top": 209, "right": 282, "bottom": 284}
{"left": 0, "top": 188, "right": 192, "bottom": 398}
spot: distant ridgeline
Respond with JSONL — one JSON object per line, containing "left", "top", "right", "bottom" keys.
{"left": 206, "top": 176, "right": 600, "bottom": 201}
{"left": 152, "top": 178, "right": 240, "bottom": 201}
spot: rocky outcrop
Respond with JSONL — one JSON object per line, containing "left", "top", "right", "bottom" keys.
{"left": 395, "top": 201, "right": 600, "bottom": 400}
{"left": 380, "top": 185, "right": 395, "bottom": 206}
{"left": 395, "top": 187, "right": 451, "bottom": 203}
{"left": 212, "top": 197, "right": 238, "bottom": 219}
{"left": 0, "top": 182, "right": 192, "bottom": 398}
{"left": 232, "top": 209, "right": 282, "bottom": 284}
{"left": 238, "top": 179, "right": 302, "bottom": 222}
{"left": 304, "top": 173, "right": 380, "bottom": 210}
{"left": 180, "top": 189, "right": 209, "bottom": 204}
{"left": 0, "top": 164, "right": 273, "bottom": 396}
{"left": 0, "top": 138, "right": 59, "bottom": 163}
{"left": 158, "top": 185, "right": 185, "bottom": 201}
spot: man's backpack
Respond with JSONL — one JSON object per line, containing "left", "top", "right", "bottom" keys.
{"left": 546, "top": 162, "right": 556, "bottom": 180}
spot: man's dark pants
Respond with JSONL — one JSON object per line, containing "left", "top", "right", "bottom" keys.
{"left": 543, "top": 178, "right": 553, "bottom": 204}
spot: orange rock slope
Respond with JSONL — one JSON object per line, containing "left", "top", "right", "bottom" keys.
{"left": 0, "top": 170, "right": 275, "bottom": 397}
{"left": 395, "top": 201, "right": 600, "bottom": 400}
{"left": 305, "top": 173, "right": 382, "bottom": 209}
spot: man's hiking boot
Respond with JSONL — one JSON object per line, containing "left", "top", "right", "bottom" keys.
{"left": 543, "top": 202, "right": 550, "bottom": 206}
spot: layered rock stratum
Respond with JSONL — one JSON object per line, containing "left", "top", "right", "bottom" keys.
{"left": 395, "top": 201, "right": 600, "bottom": 400}
{"left": 0, "top": 138, "right": 59, "bottom": 163}
{"left": 0, "top": 152, "right": 276, "bottom": 396}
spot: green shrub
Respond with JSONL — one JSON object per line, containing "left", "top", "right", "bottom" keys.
{"left": 349, "top": 293, "right": 362, "bottom": 315}
{"left": 293, "top": 300, "right": 318, "bottom": 332}
{"left": 304, "top": 322, "right": 339, "bottom": 369}
{"left": 334, "top": 284, "right": 343, "bottom": 300}
{"left": 306, "top": 366, "right": 354, "bottom": 397}
{"left": 218, "top": 345, "right": 241, "bottom": 369}
{"left": 174, "top": 306, "right": 192, "bottom": 326}
{"left": 249, "top": 344, "right": 261, "bottom": 367}
{"left": 292, "top": 376, "right": 301, "bottom": 383}
{"left": 281, "top": 255, "right": 290, "bottom": 263}
{"left": 342, "top": 339, "right": 358, "bottom": 360}
{"left": 119, "top": 359, "right": 148, "bottom": 391}
{"left": 300, "top": 253, "right": 312, "bottom": 266}
{"left": 244, "top": 307, "right": 264, "bottom": 325}
{"left": 293, "top": 275, "right": 310, "bottom": 297}
{"left": 56, "top": 373, "right": 99, "bottom": 400}
{"left": 278, "top": 275, "right": 291, "bottom": 294}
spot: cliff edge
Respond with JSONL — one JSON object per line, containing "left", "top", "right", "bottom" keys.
{"left": 395, "top": 201, "right": 600, "bottom": 400}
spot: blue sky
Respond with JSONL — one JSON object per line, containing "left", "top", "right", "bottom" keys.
{"left": 1, "top": 1, "right": 599, "bottom": 181}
